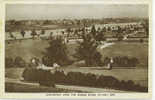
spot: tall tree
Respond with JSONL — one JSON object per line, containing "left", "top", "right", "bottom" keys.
{"left": 116, "top": 26, "right": 123, "bottom": 41}
{"left": 90, "top": 25, "right": 97, "bottom": 37}
{"left": 31, "top": 29, "right": 37, "bottom": 39}
{"left": 21, "top": 30, "right": 26, "bottom": 38}
{"left": 43, "top": 36, "right": 70, "bottom": 66}
{"left": 74, "top": 33, "right": 102, "bottom": 66}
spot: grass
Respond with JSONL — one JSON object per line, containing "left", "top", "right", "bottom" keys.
{"left": 5, "top": 68, "right": 25, "bottom": 79}
{"left": 5, "top": 39, "right": 49, "bottom": 62}
{"left": 61, "top": 67, "right": 148, "bottom": 87}
{"left": 98, "top": 42, "right": 148, "bottom": 67}
{"left": 5, "top": 82, "right": 83, "bottom": 93}
{"left": 6, "top": 67, "right": 148, "bottom": 87}
{"left": 5, "top": 40, "right": 148, "bottom": 87}
{"left": 6, "top": 39, "right": 148, "bottom": 67}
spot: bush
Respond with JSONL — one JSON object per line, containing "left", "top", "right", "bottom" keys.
{"left": 14, "top": 56, "right": 26, "bottom": 67}
{"left": 5, "top": 57, "right": 14, "bottom": 68}
{"left": 104, "top": 56, "right": 139, "bottom": 67}
{"left": 22, "top": 68, "right": 55, "bottom": 87}
{"left": 67, "top": 72, "right": 86, "bottom": 85}
{"left": 22, "top": 68, "right": 39, "bottom": 82}
{"left": 22, "top": 69, "right": 147, "bottom": 92}
{"left": 96, "top": 75, "right": 119, "bottom": 88}
{"left": 84, "top": 73, "right": 97, "bottom": 86}
{"left": 52, "top": 71, "right": 67, "bottom": 84}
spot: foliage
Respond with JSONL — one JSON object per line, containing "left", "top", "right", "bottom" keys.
{"left": 90, "top": 25, "right": 96, "bottom": 37}
{"left": 43, "top": 36, "right": 71, "bottom": 66}
{"left": 95, "top": 31, "right": 106, "bottom": 42}
{"left": 103, "top": 56, "right": 139, "bottom": 67}
{"left": 5, "top": 57, "right": 14, "bottom": 68}
{"left": 20, "top": 30, "right": 26, "bottom": 38}
{"left": 141, "top": 19, "right": 149, "bottom": 36}
{"left": 14, "top": 56, "right": 26, "bottom": 67}
{"left": 5, "top": 56, "right": 26, "bottom": 68}
{"left": 31, "top": 29, "right": 37, "bottom": 38}
{"left": 22, "top": 68, "right": 55, "bottom": 87}
{"left": 22, "top": 69, "right": 147, "bottom": 92}
{"left": 74, "top": 32, "right": 102, "bottom": 66}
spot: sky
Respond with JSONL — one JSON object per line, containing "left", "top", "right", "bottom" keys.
{"left": 6, "top": 4, "right": 148, "bottom": 20}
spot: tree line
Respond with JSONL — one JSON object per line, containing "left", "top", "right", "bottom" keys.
{"left": 6, "top": 25, "right": 140, "bottom": 68}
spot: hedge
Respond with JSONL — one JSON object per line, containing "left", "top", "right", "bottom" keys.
{"left": 5, "top": 56, "right": 27, "bottom": 68}
{"left": 22, "top": 68, "right": 55, "bottom": 87}
{"left": 22, "top": 68, "right": 147, "bottom": 92}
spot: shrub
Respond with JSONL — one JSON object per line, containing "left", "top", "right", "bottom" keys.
{"left": 67, "top": 72, "right": 86, "bottom": 85}
{"left": 118, "top": 80, "right": 127, "bottom": 90}
{"left": 104, "top": 56, "right": 139, "bottom": 67}
{"left": 96, "top": 75, "right": 119, "bottom": 88}
{"left": 52, "top": 71, "right": 67, "bottom": 84}
{"left": 125, "top": 80, "right": 135, "bottom": 90}
{"left": 22, "top": 68, "right": 55, "bottom": 87}
{"left": 14, "top": 56, "right": 26, "bottom": 67}
{"left": 22, "top": 68, "right": 39, "bottom": 82}
{"left": 38, "top": 70, "right": 55, "bottom": 87}
{"left": 5, "top": 57, "right": 14, "bottom": 68}
{"left": 84, "top": 73, "right": 97, "bottom": 86}
{"left": 22, "top": 69, "right": 147, "bottom": 92}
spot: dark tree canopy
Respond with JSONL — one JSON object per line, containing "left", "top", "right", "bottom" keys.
{"left": 74, "top": 33, "right": 102, "bottom": 66}
{"left": 21, "top": 30, "right": 26, "bottom": 38}
{"left": 90, "top": 25, "right": 97, "bottom": 37}
{"left": 43, "top": 36, "right": 70, "bottom": 66}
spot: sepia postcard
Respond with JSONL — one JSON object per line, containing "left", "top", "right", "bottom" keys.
{"left": 0, "top": 0, "right": 152, "bottom": 99}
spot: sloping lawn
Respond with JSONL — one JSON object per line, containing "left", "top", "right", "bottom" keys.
{"left": 98, "top": 42, "right": 148, "bottom": 67}
{"left": 6, "top": 40, "right": 148, "bottom": 67}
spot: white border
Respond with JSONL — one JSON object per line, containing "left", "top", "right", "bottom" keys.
{"left": 0, "top": 0, "right": 152, "bottom": 99}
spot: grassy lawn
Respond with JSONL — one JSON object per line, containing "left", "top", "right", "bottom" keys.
{"left": 5, "top": 39, "right": 49, "bottom": 62}
{"left": 5, "top": 40, "right": 148, "bottom": 87}
{"left": 5, "top": 68, "right": 25, "bottom": 79}
{"left": 5, "top": 82, "right": 83, "bottom": 93}
{"left": 6, "top": 39, "right": 148, "bottom": 67}
{"left": 6, "top": 67, "right": 148, "bottom": 87}
{"left": 98, "top": 42, "right": 148, "bottom": 67}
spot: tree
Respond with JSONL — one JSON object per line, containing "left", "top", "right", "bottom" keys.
{"left": 20, "top": 30, "right": 26, "bottom": 38}
{"left": 31, "top": 29, "right": 37, "bottom": 39}
{"left": 102, "top": 27, "right": 106, "bottom": 32}
{"left": 107, "top": 26, "right": 111, "bottom": 31}
{"left": 116, "top": 26, "right": 124, "bottom": 41}
{"left": 41, "top": 29, "right": 45, "bottom": 35}
{"left": 9, "top": 32, "right": 15, "bottom": 39}
{"left": 141, "top": 19, "right": 149, "bottom": 37}
{"left": 14, "top": 56, "right": 26, "bottom": 67}
{"left": 66, "top": 28, "right": 71, "bottom": 37}
{"left": 43, "top": 36, "right": 70, "bottom": 66}
{"left": 74, "top": 33, "right": 102, "bottom": 66}
{"left": 95, "top": 31, "right": 105, "bottom": 42}
{"left": 90, "top": 25, "right": 97, "bottom": 37}
{"left": 5, "top": 57, "right": 14, "bottom": 68}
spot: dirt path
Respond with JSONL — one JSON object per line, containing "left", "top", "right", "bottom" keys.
{"left": 98, "top": 42, "right": 115, "bottom": 49}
